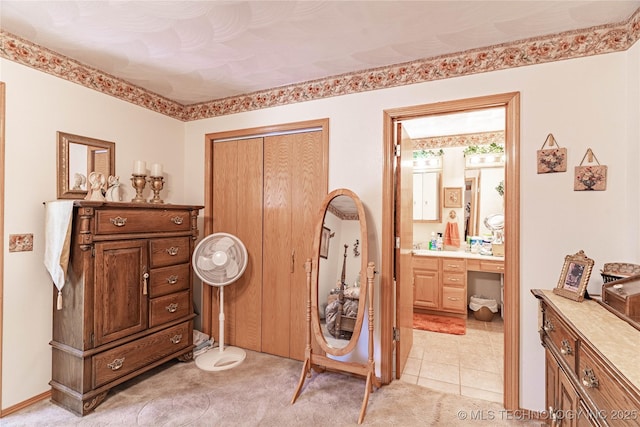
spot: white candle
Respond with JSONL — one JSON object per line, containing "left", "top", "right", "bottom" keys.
{"left": 133, "top": 160, "right": 146, "bottom": 175}
{"left": 150, "top": 163, "right": 163, "bottom": 177}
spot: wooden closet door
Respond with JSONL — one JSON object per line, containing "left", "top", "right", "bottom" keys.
{"left": 212, "top": 138, "right": 263, "bottom": 351}
{"left": 262, "top": 131, "right": 324, "bottom": 360}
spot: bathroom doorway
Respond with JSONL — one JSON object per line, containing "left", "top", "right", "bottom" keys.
{"left": 401, "top": 106, "right": 506, "bottom": 403}
{"left": 380, "top": 92, "right": 521, "bottom": 410}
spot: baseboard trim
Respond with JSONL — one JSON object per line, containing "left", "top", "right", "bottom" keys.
{"left": 0, "top": 390, "right": 50, "bottom": 418}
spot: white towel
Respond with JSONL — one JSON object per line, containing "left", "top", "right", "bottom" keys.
{"left": 44, "top": 200, "right": 74, "bottom": 310}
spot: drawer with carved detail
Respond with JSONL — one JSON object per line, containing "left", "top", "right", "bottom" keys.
{"left": 92, "top": 321, "right": 190, "bottom": 388}
{"left": 542, "top": 309, "right": 577, "bottom": 371}
{"left": 94, "top": 208, "right": 191, "bottom": 234}
{"left": 149, "top": 290, "right": 191, "bottom": 327}
{"left": 578, "top": 344, "right": 640, "bottom": 424}
{"left": 150, "top": 237, "right": 191, "bottom": 268}
{"left": 149, "top": 263, "right": 190, "bottom": 297}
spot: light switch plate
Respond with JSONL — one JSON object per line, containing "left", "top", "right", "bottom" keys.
{"left": 9, "top": 234, "right": 33, "bottom": 252}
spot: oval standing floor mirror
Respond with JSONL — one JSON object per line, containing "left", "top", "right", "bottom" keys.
{"left": 315, "top": 191, "right": 367, "bottom": 355}
{"left": 291, "top": 188, "right": 380, "bottom": 425}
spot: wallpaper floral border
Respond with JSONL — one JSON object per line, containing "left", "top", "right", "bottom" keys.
{"left": 1, "top": 8, "right": 639, "bottom": 122}
{"left": 413, "top": 131, "right": 505, "bottom": 150}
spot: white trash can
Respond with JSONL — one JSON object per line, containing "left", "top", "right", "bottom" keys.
{"left": 469, "top": 295, "right": 498, "bottom": 322}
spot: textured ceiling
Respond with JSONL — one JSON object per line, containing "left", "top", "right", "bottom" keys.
{"left": 2, "top": 1, "right": 639, "bottom": 106}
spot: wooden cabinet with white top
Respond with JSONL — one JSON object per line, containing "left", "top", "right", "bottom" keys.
{"left": 533, "top": 289, "right": 640, "bottom": 426}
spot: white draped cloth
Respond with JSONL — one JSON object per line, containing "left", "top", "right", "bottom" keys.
{"left": 44, "top": 200, "right": 74, "bottom": 310}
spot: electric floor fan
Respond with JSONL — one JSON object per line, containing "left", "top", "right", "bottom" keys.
{"left": 192, "top": 232, "right": 248, "bottom": 371}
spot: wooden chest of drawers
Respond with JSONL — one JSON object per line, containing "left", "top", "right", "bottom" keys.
{"left": 533, "top": 289, "right": 640, "bottom": 426}
{"left": 50, "top": 202, "right": 202, "bottom": 415}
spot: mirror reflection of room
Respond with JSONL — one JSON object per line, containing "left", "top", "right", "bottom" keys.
{"left": 318, "top": 195, "right": 362, "bottom": 349}
{"left": 401, "top": 107, "right": 507, "bottom": 403}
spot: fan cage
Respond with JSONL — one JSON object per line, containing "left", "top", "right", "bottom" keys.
{"left": 192, "top": 233, "right": 248, "bottom": 286}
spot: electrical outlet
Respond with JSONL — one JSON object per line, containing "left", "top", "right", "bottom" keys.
{"left": 9, "top": 234, "right": 33, "bottom": 252}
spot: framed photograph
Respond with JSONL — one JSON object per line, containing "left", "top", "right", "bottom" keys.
{"left": 320, "top": 226, "right": 331, "bottom": 259}
{"left": 553, "top": 250, "right": 594, "bottom": 302}
{"left": 443, "top": 187, "right": 463, "bottom": 208}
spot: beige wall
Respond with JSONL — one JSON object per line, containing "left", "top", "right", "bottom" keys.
{"left": 0, "top": 59, "right": 189, "bottom": 408}
{"left": 183, "top": 49, "right": 639, "bottom": 412}
{"left": 2, "top": 42, "right": 639, "bottom": 412}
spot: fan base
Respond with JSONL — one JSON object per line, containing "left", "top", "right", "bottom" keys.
{"left": 195, "top": 346, "right": 246, "bottom": 371}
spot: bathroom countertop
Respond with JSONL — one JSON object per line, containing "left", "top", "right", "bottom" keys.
{"left": 412, "top": 249, "right": 504, "bottom": 261}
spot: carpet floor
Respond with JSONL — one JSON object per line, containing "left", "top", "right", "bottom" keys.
{"left": 3, "top": 349, "right": 543, "bottom": 426}
{"left": 413, "top": 312, "right": 466, "bottom": 335}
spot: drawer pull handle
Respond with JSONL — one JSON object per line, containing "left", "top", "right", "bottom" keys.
{"left": 448, "top": 278, "right": 460, "bottom": 282}
{"left": 110, "top": 217, "right": 127, "bottom": 227}
{"left": 107, "top": 357, "right": 125, "bottom": 371}
{"left": 581, "top": 368, "right": 599, "bottom": 389}
{"left": 171, "top": 216, "right": 184, "bottom": 225}
{"left": 166, "top": 303, "right": 179, "bottom": 313}
{"left": 170, "top": 334, "right": 182, "bottom": 344}
{"left": 166, "top": 247, "right": 179, "bottom": 256}
{"left": 143, "top": 272, "right": 149, "bottom": 295}
{"left": 167, "top": 275, "right": 179, "bottom": 284}
{"left": 560, "top": 339, "right": 572, "bottom": 355}
{"left": 446, "top": 264, "right": 460, "bottom": 269}
{"left": 497, "top": 266, "right": 504, "bottom": 271}
{"left": 447, "top": 297, "right": 460, "bottom": 301}
{"left": 543, "top": 319, "right": 555, "bottom": 333}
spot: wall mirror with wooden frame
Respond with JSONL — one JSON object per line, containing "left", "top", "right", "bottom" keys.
{"left": 291, "top": 188, "right": 380, "bottom": 424}
{"left": 56, "top": 131, "right": 115, "bottom": 199}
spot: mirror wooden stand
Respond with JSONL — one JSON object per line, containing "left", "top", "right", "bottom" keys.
{"left": 290, "top": 189, "right": 380, "bottom": 424}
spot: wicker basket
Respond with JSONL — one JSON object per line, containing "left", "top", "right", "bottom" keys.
{"left": 473, "top": 306, "right": 495, "bottom": 322}
{"left": 601, "top": 262, "right": 640, "bottom": 283}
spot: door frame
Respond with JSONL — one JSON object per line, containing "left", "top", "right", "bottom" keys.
{"left": 380, "top": 92, "right": 521, "bottom": 410}
{"left": 0, "top": 82, "right": 5, "bottom": 415}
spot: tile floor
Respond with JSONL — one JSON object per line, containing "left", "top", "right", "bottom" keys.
{"left": 401, "top": 310, "right": 504, "bottom": 404}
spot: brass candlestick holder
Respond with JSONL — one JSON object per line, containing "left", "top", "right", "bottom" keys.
{"left": 148, "top": 176, "right": 164, "bottom": 204}
{"left": 131, "top": 174, "right": 147, "bottom": 203}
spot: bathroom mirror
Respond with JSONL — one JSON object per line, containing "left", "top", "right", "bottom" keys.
{"left": 464, "top": 169, "right": 480, "bottom": 240}
{"left": 466, "top": 165, "right": 504, "bottom": 237}
{"left": 313, "top": 189, "right": 368, "bottom": 355}
{"left": 404, "top": 108, "right": 506, "bottom": 253}
{"left": 57, "top": 131, "right": 115, "bottom": 199}
{"left": 292, "top": 188, "right": 379, "bottom": 424}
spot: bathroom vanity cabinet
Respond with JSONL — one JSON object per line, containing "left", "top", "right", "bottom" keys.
{"left": 412, "top": 251, "right": 504, "bottom": 315}
{"left": 412, "top": 255, "right": 467, "bottom": 314}
{"left": 533, "top": 289, "right": 640, "bottom": 426}
{"left": 49, "top": 201, "right": 202, "bottom": 415}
